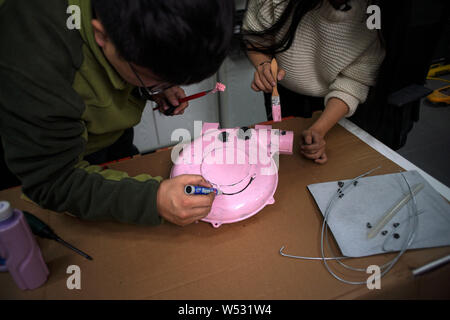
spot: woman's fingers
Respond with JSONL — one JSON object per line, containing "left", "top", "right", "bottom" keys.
{"left": 314, "top": 153, "right": 328, "bottom": 164}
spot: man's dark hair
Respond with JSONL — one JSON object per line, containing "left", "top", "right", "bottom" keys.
{"left": 92, "top": 0, "right": 235, "bottom": 85}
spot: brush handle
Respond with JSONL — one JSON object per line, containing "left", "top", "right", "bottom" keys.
{"left": 271, "top": 59, "right": 279, "bottom": 97}
{"left": 152, "top": 91, "right": 209, "bottom": 111}
{"left": 179, "top": 91, "right": 209, "bottom": 103}
{"left": 270, "top": 59, "right": 282, "bottom": 121}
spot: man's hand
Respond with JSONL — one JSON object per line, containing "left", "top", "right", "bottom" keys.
{"left": 154, "top": 86, "right": 189, "bottom": 116}
{"left": 156, "top": 175, "right": 215, "bottom": 226}
{"left": 300, "top": 129, "right": 327, "bottom": 164}
{"left": 251, "top": 61, "right": 286, "bottom": 93}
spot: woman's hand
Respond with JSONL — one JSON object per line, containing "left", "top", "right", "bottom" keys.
{"left": 251, "top": 61, "right": 286, "bottom": 93}
{"left": 299, "top": 97, "right": 351, "bottom": 164}
{"left": 300, "top": 129, "right": 328, "bottom": 164}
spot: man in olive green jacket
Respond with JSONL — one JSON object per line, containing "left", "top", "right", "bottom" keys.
{"left": 0, "top": 0, "right": 234, "bottom": 226}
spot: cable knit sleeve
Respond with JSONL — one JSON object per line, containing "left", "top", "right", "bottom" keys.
{"left": 325, "top": 34, "right": 386, "bottom": 117}
{"left": 243, "top": 0, "right": 275, "bottom": 32}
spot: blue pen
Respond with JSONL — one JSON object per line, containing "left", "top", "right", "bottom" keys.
{"left": 184, "top": 185, "right": 222, "bottom": 195}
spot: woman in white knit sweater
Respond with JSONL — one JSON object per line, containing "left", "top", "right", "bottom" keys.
{"left": 243, "top": 0, "right": 385, "bottom": 163}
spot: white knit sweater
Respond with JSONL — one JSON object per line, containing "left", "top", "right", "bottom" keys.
{"left": 243, "top": 0, "right": 386, "bottom": 117}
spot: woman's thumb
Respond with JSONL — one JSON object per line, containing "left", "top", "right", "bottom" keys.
{"left": 277, "top": 69, "right": 286, "bottom": 81}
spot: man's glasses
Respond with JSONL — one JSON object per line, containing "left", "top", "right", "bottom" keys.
{"left": 128, "top": 62, "right": 172, "bottom": 99}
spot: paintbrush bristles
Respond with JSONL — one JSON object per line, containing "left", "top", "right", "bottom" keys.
{"left": 211, "top": 82, "right": 226, "bottom": 94}
{"left": 215, "top": 82, "right": 226, "bottom": 92}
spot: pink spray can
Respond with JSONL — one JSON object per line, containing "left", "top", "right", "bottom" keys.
{"left": 0, "top": 201, "right": 49, "bottom": 290}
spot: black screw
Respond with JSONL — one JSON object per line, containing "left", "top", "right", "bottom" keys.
{"left": 393, "top": 223, "right": 400, "bottom": 228}
{"left": 338, "top": 181, "right": 344, "bottom": 188}
{"left": 393, "top": 233, "right": 400, "bottom": 239}
{"left": 381, "top": 230, "right": 388, "bottom": 236}
{"left": 219, "top": 131, "right": 229, "bottom": 142}
{"left": 353, "top": 181, "right": 358, "bottom": 186}
{"left": 338, "top": 193, "right": 344, "bottom": 198}
{"left": 281, "top": 130, "right": 286, "bottom": 135}
{"left": 238, "top": 127, "right": 252, "bottom": 140}
{"left": 366, "top": 223, "right": 372, "bottom": 229}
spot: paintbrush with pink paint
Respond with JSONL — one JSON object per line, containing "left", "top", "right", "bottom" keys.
{"left": 153, "top": 82, "right": 226, "bottom": 114}
{"left": 270, "top": 59, "right": 282, "bottom": 122}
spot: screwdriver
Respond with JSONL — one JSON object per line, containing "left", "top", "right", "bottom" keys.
{"left": 23, "top": 211, "right": 93, "bottom": 261}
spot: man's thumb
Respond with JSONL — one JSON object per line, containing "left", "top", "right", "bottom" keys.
{"left": 185, "top": 175, "right": 211, "bottom": 188}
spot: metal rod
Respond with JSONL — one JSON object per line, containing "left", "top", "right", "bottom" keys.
{"left": 368, "top": 183, "right": 424, "bottom": 239}
{"left": 56, "top": 238, "right": 93, "bottom": 261}
{"left": 412, "top": 255, "right": 450, "bottom": 276}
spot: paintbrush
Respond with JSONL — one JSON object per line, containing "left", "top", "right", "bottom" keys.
{"left": 153, "top": 82, "right": 226, "bottom": 114}
{"left": 270, "top": 59, "right": 282, "bottom": 122}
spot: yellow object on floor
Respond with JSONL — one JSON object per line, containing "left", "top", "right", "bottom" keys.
{"left": 427, "top": 63, "right": 450, "bottom": 77}
{"left": 427, "top": 85, "right": 450, "bottom": 105}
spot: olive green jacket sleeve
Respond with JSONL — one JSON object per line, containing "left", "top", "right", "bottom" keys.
{"left": 0, "top": 0, "right": 163, "bottom": 225}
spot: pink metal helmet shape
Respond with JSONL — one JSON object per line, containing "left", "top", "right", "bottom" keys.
{"left": 170, "top": 123, "right": 294, "bottom": 227}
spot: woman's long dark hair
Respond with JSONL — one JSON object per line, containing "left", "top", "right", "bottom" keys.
{"left": 242, "top": 0, "right": 322, "bottom": 56}
{"left": 242, "top": 0, "right": 381, "bottom": 57}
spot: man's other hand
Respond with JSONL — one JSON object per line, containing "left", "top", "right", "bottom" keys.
{"left": 156, "top": 174, "right": 215, "bottom": 226}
